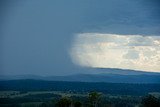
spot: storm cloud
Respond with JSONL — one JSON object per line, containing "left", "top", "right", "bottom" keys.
{"left": 71, "top": 33, "right": 160, "bottom": 72}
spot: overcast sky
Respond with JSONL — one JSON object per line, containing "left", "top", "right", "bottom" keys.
{"left": 0, "top": 0, "right": 160, "bottom": 76}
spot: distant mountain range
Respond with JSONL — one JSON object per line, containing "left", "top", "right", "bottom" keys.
{"left": 0, "top": 68, "right": 160, "bottom": 83}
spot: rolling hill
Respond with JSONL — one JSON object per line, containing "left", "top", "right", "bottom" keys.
{"left": 0, "top": 68, "right": 160, "bottom": 83}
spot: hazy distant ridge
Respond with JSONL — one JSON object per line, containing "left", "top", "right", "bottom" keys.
{"left": 1, "top": 69, "right": 160, "bottom": 83}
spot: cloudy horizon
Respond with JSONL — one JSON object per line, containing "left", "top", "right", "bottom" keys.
{"left": 71, "top": 33, "right": 160, "bottom": 72}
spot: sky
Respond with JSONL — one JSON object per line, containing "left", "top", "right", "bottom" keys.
{"left": 0, "top": 0, "right": 160, "bottom": 76}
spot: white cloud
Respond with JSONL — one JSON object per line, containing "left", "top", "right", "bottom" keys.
{"left": 70, "top": 33, "right": 160, "bottom": 72}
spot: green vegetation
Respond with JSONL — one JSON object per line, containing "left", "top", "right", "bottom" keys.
{"left": 88, "top": 91, "right": 101, "bottom": 107}
{"left": 0, "top": 80, "right": 160, "bottom": 107}
{"left": 0, "top": 91, "right": 160, "bottom": 107}
{"left": 55, "top": 97, "right": 71, "bottom": 107}
{"left": 141, "top": 95, "right": 160, "bottom": 107}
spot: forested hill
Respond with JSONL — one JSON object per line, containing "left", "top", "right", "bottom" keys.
{"left": 0, "top": 71, "right": 160, "bottom": 83}
{"left": 0, "top": 80, "right": 160, "bottom": 95}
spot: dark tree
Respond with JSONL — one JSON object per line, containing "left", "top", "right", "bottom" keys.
{"left": 141, "top": 95, "right": 160, "bottom": 107}
{"left": 74, "top": 101, "right": 82, "bottom": 107}
{"left": 89, "top": 91, "right": 101, "bottom": 107}
{"left": 40, "top": 102, "right": 48, "bottom": 107}
{"left": 55, "top": 97, "right": 72, "bottom": 107}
